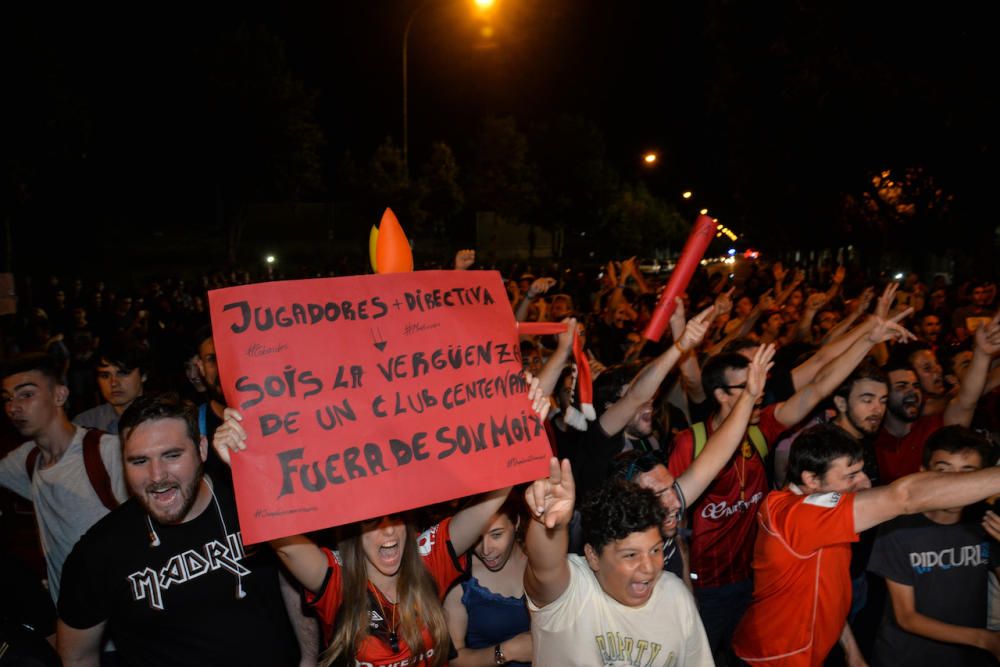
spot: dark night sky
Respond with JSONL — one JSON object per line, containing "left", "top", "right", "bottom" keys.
{"left": 4, "top": 1, "right": 997, "bottom": 277}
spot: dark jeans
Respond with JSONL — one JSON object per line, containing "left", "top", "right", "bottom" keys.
{"left": 694, "top": 578, "right": 754, "bottom": 663}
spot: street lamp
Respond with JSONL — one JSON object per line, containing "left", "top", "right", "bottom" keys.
{"left": 643, "top": 152, "right": 658, "bottom": 165}
{"left": 682, "top": 191, "right": 693, "bottom": 199}
{"left": 404, "top": 0, "right": 495, "bottom": 174}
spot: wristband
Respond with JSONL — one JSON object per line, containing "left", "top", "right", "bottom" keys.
{"left": 674, "top": 340, "right": 688, "bottom": 354}
{"left": 494, "top": 644, "right": 507, "bottom": 664}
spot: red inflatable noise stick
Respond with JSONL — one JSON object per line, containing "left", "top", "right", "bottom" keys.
{"left": 642, "top": 213, "right": 718, "bottom": 342}
{"left": 516, "top": 321, "right": 594, "bottom": 430}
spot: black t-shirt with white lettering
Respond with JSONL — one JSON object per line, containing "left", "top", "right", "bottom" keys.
{"left": 58, "top": 481, "right": 299, "bottom": 667}
{"left": 868, "top": 513, "right": 994, "bottom": 667}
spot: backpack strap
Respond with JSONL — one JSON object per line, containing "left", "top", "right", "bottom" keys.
{"left": 198, "top": 403, "right": 208, "bottom": 440}
{"left": 747, "top": 425, "right": 769, "bottom": 460}
{"left": 82, "top": 429, "right": 119, "bottom": 511}
{"left": 692, "top": 422, "right": 769, "bottom": 460}
{"left": 692, "top": 422, "right": 708, "bottom": 459}
{"left": 25, "top": 447, "right": 41, "bottom": 481}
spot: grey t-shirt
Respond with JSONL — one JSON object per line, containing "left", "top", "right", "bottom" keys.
{"left": 0, "top": 426, "right": 127, "bottom": 601}
{"left": 73, "top": 402, "right": 122, "bottom": 435}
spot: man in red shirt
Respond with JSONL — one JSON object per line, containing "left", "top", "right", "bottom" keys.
{"left": 733, "top": 422, "right": 1000, "bottom": 667}
{"left": 668, "top": 315, "right": 913, "bottom": 658}
{"left": 875, "top": 310, "right": 1000, "bottom": 483}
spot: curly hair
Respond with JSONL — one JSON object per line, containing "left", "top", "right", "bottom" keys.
{"left": 580, "top": 478, "right": 665, "bottom": 555}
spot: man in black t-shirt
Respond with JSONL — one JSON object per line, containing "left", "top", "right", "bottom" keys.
{"left": 57, "top": 394, "right": 315, "bottom": 667}
{"left": 868, "top": 426, "right": 1000, "bottom": 666}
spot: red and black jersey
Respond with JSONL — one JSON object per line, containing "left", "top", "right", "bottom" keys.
{"left": 306, "top": 518, "right": 468, "bottom": 666}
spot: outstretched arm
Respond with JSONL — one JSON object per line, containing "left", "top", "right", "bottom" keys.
{"left": 854, "top": 466, "right": 1000, "bottom": 533}
{"left": 675, "top": 344, "right": 774, "bottom": 504}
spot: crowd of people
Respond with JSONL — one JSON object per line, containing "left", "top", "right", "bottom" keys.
{"left": 1, "top": 250, "right": 999, "bottom": 666}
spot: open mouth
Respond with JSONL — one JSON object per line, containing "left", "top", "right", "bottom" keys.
{"left": 628, "top": 580, "right": 653, "bottom": 599}
{"left": 148, "top": 485, "right": 179, "bottom": 506}
{"left": 378, "top": 541, "right": 401, "bottom": 565}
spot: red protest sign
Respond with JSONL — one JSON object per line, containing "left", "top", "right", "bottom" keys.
{"left": 207, "top": 271, "right": 550, "bottom": 544}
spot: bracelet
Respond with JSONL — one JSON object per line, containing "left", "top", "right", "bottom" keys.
{"left": 674, "top": 340, "right": 688, "bottom": 354}
{"left": 494, "top": 643, "right": 507, "bottom": 665}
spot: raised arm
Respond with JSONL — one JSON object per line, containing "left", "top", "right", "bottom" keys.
{"left": 600, "top": 306, "right": 713, "bottom": 435}
{"left": 943, "top": 310, "right": 1000, "bottom": 427}
{"left": 515, "top": 278, "right": 555, "bottom": 322}
{"left": 451, "top": 374, "right": 549, "bottom": 552}
{"left": 676, "top": 344, "right": 774, "bottom": 503}
{"left": 775, "top": 312, "right": 914, "bottom": 427}
{"left": 536, "top": 319, "right": 575, "bottom": 400}
{"left": 790, "top": 310, "right": 872, "bottom": 390}
{"left": 669, "top": 298, "right": 707, "bottom": 403}
{"left": 523, "top": 457, "right": 575, "bottom": 607}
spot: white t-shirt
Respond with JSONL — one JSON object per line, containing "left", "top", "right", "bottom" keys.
{"left": 528, "top": 554, "right": 712, "bottom": 666}
{"left": 0, "top": 426, "right": 126, "bottom": 601}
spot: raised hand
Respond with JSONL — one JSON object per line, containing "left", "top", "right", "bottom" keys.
{"left": 805, "top": 291, "right": 828, "bottom": 312}
{"left": 212, "top": 408, "right": 247, "bottom": 466}
{"left": 867, "top": 308, "right": 917, "bottom": 345}
{"left": 524, "top": 457, "right": 575, "bottom": 529}
{"left": 454, "top": 249, "right": 476, "bottom": 270}
{"left": 524, "top": 371, "right": 551, "bottom": 420}
{"left": 745, "top": 344, "right": 776, "bottom": 399}
{"left": 758, "top": 289, "right": 776, "bottom": 311}
{"left": 772, "top": 262, "right": 787, "bottom": 284}
{"left": 669, "top": 296, "right": 687, "bottom": 337}
{"left": 853, "top": 287, "right": 875, "bottom": 314}
{"left": 791, "top": 269, "right": 806, "bottom": 287}
{"left": 527, "top": 277, "right": 556, "bottom": 299}
{"left": 677, "top": 305, "right": 715, "bottom": 352}
{"left": 875, "top": 282, "right": 899, "bottom": 319}
{"left": 714, "top": 287, "right": 735, "bottom": 318}
{"left": 832, "top": 265, "right": 846, "bottom": 285}
{"left": 973, "top": 310, "right": 1000, "bottom": 357}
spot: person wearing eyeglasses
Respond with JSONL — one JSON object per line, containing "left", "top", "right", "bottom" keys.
{"left": 612, "top": 345, "right": 775, "bottom": 588}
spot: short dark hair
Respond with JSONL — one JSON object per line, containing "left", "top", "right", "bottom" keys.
{"left": 834, "top": 362, "right": 888, "bottom": 401}
{"left": 1, "top": 353, "right": 64, "bottom": 385}
{"left": 97, "top": 337, "right": 150, "bottom": 376}
{"left": 938, "top": 341, "right": 973, "bottom": 377}
{"left": 592, "top": 362, "right": 643, "bottom": 415}
{"left": 923, "top": 425, "right": 996, "bottom": 468}
{"left": 119, "top": 393, "right": 200, "bottom": 446}
{"left": 580, "top": 478, "right": 665, "bottom": 554}
{"left": 787, "top": 423, "right": 865, "bottom": 486}
{"left": 194, "top": 324, "right": 214, "bottom": 350}
{"left": 609, "top": 449, "right": 669, "bottom": 483}
{"left": 701, "top": 353, "right": 750, "bottom": 413}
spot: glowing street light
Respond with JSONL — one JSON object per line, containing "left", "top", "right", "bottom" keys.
{"left": 700, "top": 208, "right": 708, "bottom": 215}
{"left": 266, "top": 255, "right": 276, "bottom": 265}
{"left": 643, "top": 152, "right": 658, "bottom": 165}
{"left": 474, "top": 0, "right": 495, "bottom": 8}
{"left": 682, "top": 191, "right": 693, "bottom": 199}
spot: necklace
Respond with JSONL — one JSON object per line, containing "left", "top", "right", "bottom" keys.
{"left": 370, "top": 583, "right": 400, "bottom": 653}
{"left": 735, "top": 447, "right": 747, "bottom": 502}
